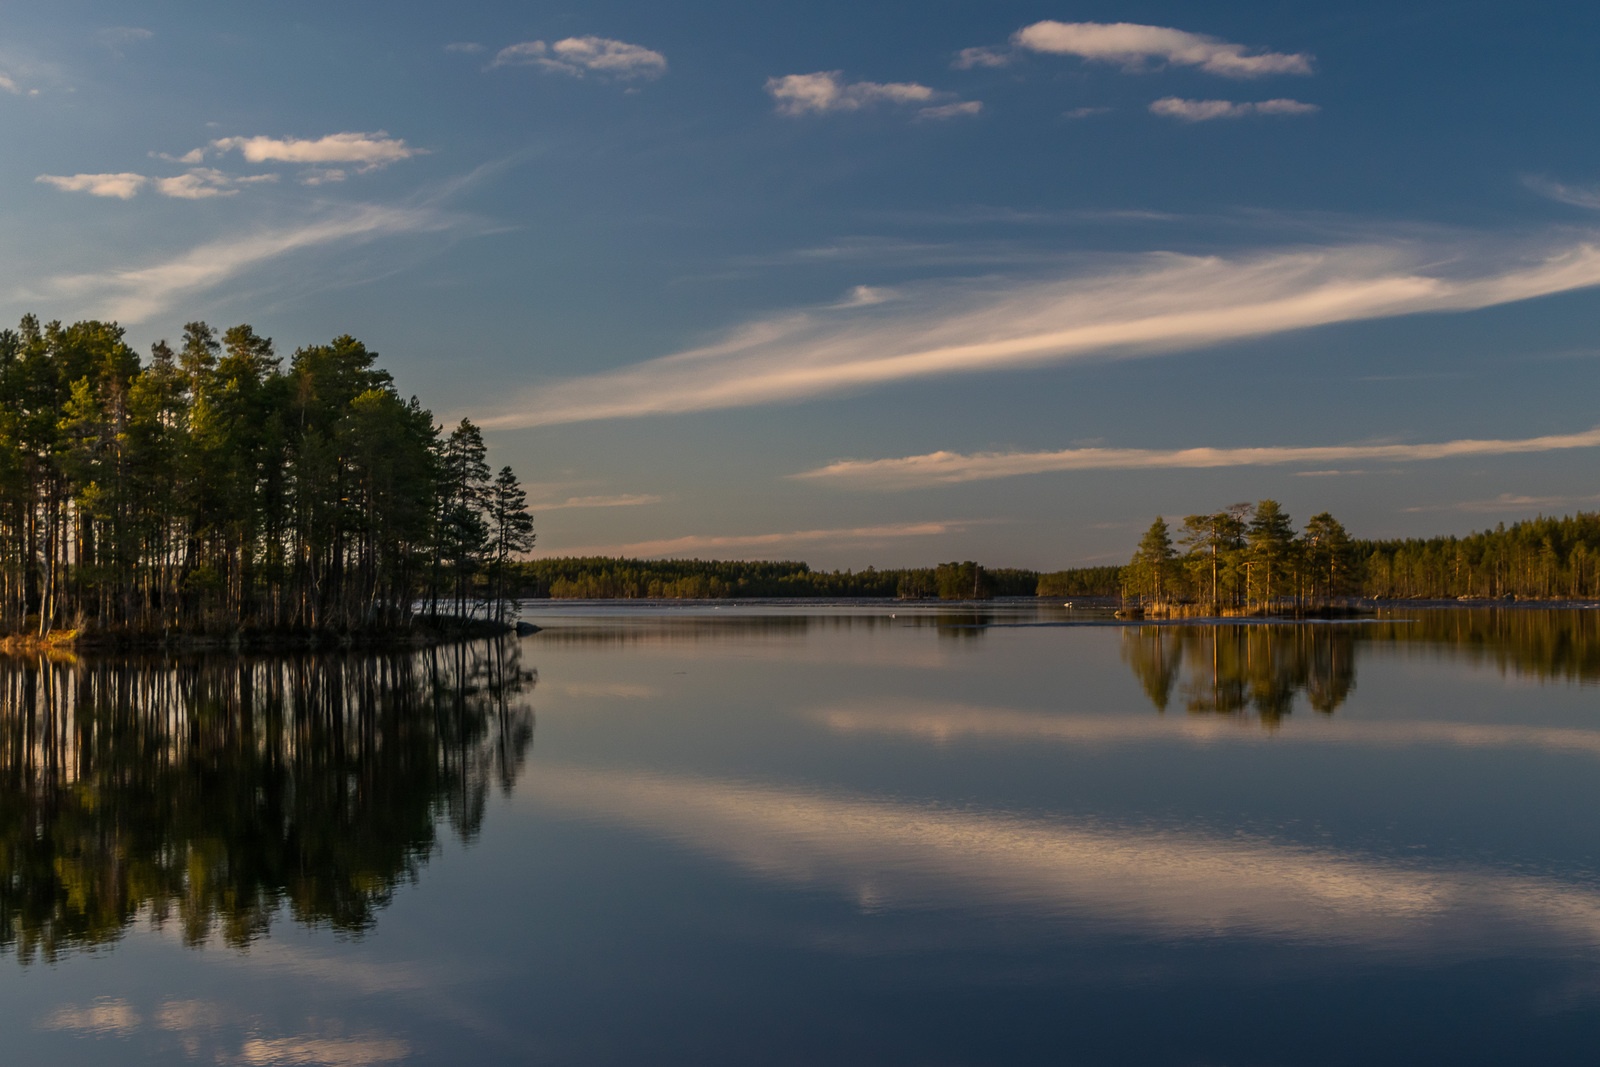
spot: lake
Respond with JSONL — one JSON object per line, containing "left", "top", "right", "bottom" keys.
{"left": 3, "top": 602, "right": 1599, "bottom": 1065}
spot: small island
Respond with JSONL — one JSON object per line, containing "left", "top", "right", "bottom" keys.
{"left": 0, "top": 315, "right": 533, "bottom": 649}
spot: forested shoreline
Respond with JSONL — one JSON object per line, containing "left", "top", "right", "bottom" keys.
{"left": 0, "top": 315, "right": 532, "bottom": 646}
{"left": 509, "top": 509, "right": 1600, "bottom": 606}
{"left": 1120, "top": 503, "right": 1600, "bottom": 612}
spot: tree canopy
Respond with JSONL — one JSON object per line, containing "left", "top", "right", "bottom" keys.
{"left": 0, "top": 315, "right": 533, "bottom": 642}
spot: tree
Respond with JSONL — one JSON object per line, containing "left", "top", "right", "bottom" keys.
{"left": 1302, "top": 512, "right": 1353, "bottom": 602}
{"left": 486, "top": 466, "right": 535, "bottom": 622}
{"left": 1246, "top": 500, "right": 1295, "bottom": 609}
{"left": 1128, "top": 517, "right": 1177, "bottom": 603}
{"left": 435, "top": 419, "right": 491, "bottom": 618}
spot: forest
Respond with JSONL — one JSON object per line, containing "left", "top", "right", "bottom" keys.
{"left": 1119, "top": 503, "right": 1600, "bottom": 610}
{"left": 0, "top": 315, "right": 533, "bottom": 644}
{"left": 509, "top": 557, "right": 1039, "bottom": 600}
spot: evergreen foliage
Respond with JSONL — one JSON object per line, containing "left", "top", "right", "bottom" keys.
{"left": 0, "top": 315, "right": 533, "bottom": 640}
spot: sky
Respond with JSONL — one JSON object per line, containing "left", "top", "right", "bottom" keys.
{"left": 3, "top": 1, "right": 1600, "bottom": 569}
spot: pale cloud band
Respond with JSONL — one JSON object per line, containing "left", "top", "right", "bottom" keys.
{"left": 38, "top": 168, "right": 280, "bottom": 200}
{"left": 1150, "top": 97, "right": 1319, "bottom": 121}
{"left": 1012, "top": 21, "right": 1313, "bottom": 78}
{"left": 549, "top": 521, "right": 967, "bottom": 559}
{"left": 795, "top": 427, "right": 1600, "bottom": 490}
{"left": 483, "top": 235, "right": 1600, "bottom": 427}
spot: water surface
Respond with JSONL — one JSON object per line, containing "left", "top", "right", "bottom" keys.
{"left": 4, "top": 603, "right": 1599, "bottom": 1065}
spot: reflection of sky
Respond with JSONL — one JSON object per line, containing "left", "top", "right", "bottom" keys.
{"left": 530, "top": 763, "right": 1600, "bottom": 955}
{"left": 816, "top": 700, "right": 1600, "bottom": 756}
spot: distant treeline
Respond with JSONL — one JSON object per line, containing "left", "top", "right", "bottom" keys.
{"left": 0, "top": 315, "right": 533, "bottom": 642}
{"left": 1119, "top": 503, "right": 1600, "bottom": 609}
{"left": 510, "top": 558, "right": 1039, "bottom": 600}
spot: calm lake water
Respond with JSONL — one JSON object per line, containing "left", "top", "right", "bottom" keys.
{"left": 4, "top": 602, "right": 1600, "bottom": 1065}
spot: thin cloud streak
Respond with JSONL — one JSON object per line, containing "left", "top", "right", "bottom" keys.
{"left": 795, "top": 427, "right": 1600, "bottom": 489}
{"left": 533, "top": 493, "right": 663, "bottom": 511}
{"left": 549, "top": 520, "right": 969, "bottom": 559}
{"left": 24, "top": 205, "right": 448, "bottom": 323}
{"left": 483, "top": 236, "right": 1600, "bottom": 427}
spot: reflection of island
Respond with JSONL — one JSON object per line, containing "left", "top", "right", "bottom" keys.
{"left": 1121, "top": 610, "right": 1600, "bottom": 722}
{"left": 1121, "top": 625, "right": 1356, "bottom": 722}
{"left": 0, "top": 641, "right": 534, "bottom": 963}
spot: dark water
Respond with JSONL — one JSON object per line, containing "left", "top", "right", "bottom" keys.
{"left": 3, "top": 603, "right": 1600, "bottom": 1065}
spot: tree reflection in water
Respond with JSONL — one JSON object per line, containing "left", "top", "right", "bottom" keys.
{"left": 1121, "top": 609, "right": 1600, "bottom": 725}
{"left": 0, "top": 640, "right": 534, "bottom": 963}
{"left": 1121, "top": 624, "right": 1356, "bottom": 724}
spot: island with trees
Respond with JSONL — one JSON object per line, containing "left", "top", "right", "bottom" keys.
{"left": 0, "top": 315, "right": 533, "bottom": 648}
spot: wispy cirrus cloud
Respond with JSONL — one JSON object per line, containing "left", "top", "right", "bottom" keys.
{"left": 23, "top": 205, "right": 448, "bottom": 322}
{"left": 766, "top": 71, "right": 974, "bottom": 119}
{"left": 1150, "top": 97, "right": 1318, "bottom": 121}
{"left": 550, "top": 521, "right": 970, "bottom": 559}
{"left": 1011, "top": 21, "right": 1313, "bottom": 77}
{"left": 1403, "top": 492, "right": 1600, "bottom": 514}
{"left": 533, "top": 493, "right": 663, "bottom": 511}
{"left": 1525, "top": 175, "right": 1600, "bottom": 211}
{"left": 481, "top": 234, "right": 1600, "bottom": 428}
{"left": 489, "top": 36, "right": 666, "bottom": 79}
{"left": 794, "top": 427, "right": 1600, "bottom": 490}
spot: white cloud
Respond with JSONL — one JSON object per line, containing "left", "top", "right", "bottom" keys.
{"left": 490, "top": 36, "right": 666, "bottom": 79}
{"left": 1151, "top": 96, "right": 1318, "bottom": 121}
{"left": 40, "top": 167, "right": 280, "bottom": 200}
{"left": 208, "top": 132, "right": 421, "bottom": 169}
{"left": 766, "top": 71, "right": 946, "bottom": 116}
{"left": 918, "top": 100, "right": 983, "bottom": 121}
{"left": 480, "top": 235, "right": 1600, "bottom": 427}
{"left": 36, "top": 172, "right": 147, "bottom": 199}
{"left": 0, "top": 71, "right": 20, "bottom": 94}
{"left": 549, "top": 521, "right": 969, "bottom": 559}
{"left": 1064, "top": 106, "right": 1112, "bottom": 119}
{"left": 1013, "top": 21, "right": 1313, "bottom": 77}
{"left": 444, "top": 42, "right": 485, "bottom": 54}
{"left": 794, "top": 427, "right": 1600, "bottom": 490}
{"left": 28, "top": 205, "right": 446, "bottom": 322}
{"left": 953, "top": 46, "right": 1013, "bottom": 70}
{"left": 300, "top": 168, "right": 348, "bottom": 186}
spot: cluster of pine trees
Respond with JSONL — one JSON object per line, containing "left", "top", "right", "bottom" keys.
{"left": 1122, "top": 503, "right": 1600, "bottom": 608}
{"left": 1124, "top": 501, "right": 1353, "bottom": 611}
{"left": 0, "top": 315, "right": 533, "bottom": 641}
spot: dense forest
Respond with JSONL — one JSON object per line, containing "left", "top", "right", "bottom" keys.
{"left": 0, "top": 315, "right": 533, "bottom": 643}
{"left": 1119, "top": 504, "right": 1600, "bottom": 610}
{"left": 509, "top": 557, "right": 1039, "bottom": 600}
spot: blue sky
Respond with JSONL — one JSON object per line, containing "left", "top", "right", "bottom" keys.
{"left": 4, "top": 1, "right": 1600, "bottom": 568}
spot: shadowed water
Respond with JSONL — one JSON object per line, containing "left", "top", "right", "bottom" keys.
{"left": 2, "top": 604, "right": 1599, "bottom": 1065}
